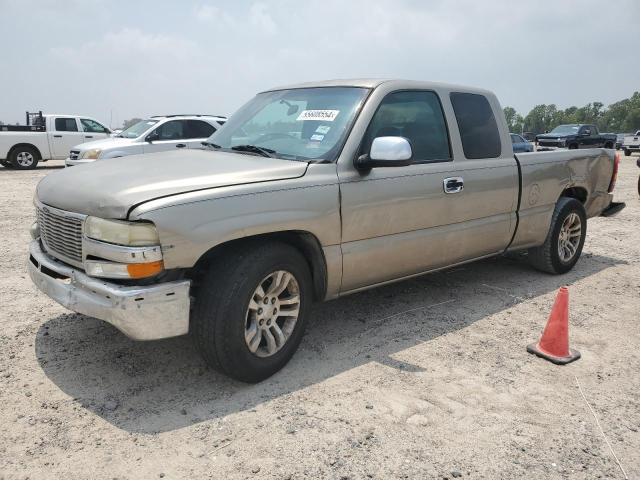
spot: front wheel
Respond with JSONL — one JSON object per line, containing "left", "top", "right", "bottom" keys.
{"left": 191, "top": 242, "right": 312, "bottom": 383}
{"left": 528, "top": 197, "right": 587, "bottom": 274}
{"left": 624, "top": 149, "right": 631, "bottom": 157}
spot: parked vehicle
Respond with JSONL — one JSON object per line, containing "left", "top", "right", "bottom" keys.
{"left": 0, "top": 112, "right": 111, "bottom": 169}
{"left": 622, "top": 130, "right": 640, "bottom": 156}
{"left": 537, "top": 124, "right": 616, "bottom": 151}
{"left": 65, "top": 115, "right": 226, "bottom": 166}
{"left": 615, "top": 133, "right": 625, "bottom": 150}
{"left": 510, "top": 133, "right": 534, "bottom": 152}
{"left": 28, "top": 79, "right": 625, "bottom": 382}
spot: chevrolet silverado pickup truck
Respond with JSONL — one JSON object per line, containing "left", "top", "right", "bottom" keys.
{"left": 28, "top": 79, "right": 625, "bottom": 382}
{"left": 537, "top": 124, "right": 616, "bottom": 151}
{"left": 0, "top": 112, "right": 111, "bottom": 169}
{"left": 65, "top": 115, "right": 226, "bottom": 166}
{"left": 622, "top": 130, "right": 640, "bottom": 156}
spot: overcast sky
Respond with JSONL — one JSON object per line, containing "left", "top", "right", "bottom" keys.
{"left": 1, "top": 0, "right": 638, "bottom": 127}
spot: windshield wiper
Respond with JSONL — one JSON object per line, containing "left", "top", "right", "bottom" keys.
{"left": 201, "top": 141, "right": 221, "bottom": 149}
{"left": 231, "top": 144, "right": 276, "bottom": 158}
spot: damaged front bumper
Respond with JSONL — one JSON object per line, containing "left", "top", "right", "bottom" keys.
{"left": 28, "top": 240, "right": 190, "bottom": 340}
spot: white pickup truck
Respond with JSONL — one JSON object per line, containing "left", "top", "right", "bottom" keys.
{"left": 0, "top": 112, "right": 111, "bottom": 169}
{"left": 622, "top": 130, "right": 640, "bottom": 156}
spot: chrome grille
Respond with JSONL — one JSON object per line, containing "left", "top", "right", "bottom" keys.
{"left": 37, "top": 204, "right": 85, "bottom": 265}
{"left": 69, "top": 150, "right": 80, "bottom": 160}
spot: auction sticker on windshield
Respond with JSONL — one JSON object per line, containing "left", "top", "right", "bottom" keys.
{"left": 297, "top": 110, "right": 339, "bottom": 121}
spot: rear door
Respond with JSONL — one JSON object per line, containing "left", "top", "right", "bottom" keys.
{"left": 80, "top": 118, "right": 111, "bottom": 142}
{"left": 51, "top": 117, "right": 86, "bottom": 158}
{"left": 338, "top": 89, "right": 518, "bottom": 292}
{"left": 184, "top": 120, "right": 217, "bottom": 148}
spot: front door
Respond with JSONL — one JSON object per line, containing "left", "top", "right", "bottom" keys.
{"left": 338, "top": 90, "right": 518, "bottom": 293}
{"left": 80, "top": 118, "right": 111, "bottom": 143}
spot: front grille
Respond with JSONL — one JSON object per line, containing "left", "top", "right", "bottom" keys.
{"left": 69, "top": 150, "right": 80, "bottom": 160}
{"left": 37, "top": 205, "right": 84, "bottom": 265}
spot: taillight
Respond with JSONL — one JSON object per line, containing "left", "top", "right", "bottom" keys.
{"left": 608, "top": 151, "right": 620, "bottom": 193}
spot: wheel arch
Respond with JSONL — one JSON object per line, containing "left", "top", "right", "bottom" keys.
{"left": 560, "top": 186, "right": 588, "bottom": 204}
{"left": 8, "top": 143, "right": 43, "bottom": 160}
{"left": 191, "top": 230, "right": 328, "bottom": 302}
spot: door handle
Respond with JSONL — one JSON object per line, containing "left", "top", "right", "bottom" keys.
{"left": 443, "top": 177, "right": 464, "bottom": 194}
{"left": 85, "top": 135, "right": 93, "bottom": 139}
{"left": 53, "top": 135, "right": 62, "bottom": 138}
{"left": 176, "top": 143, "right": 187, "bottom": 148}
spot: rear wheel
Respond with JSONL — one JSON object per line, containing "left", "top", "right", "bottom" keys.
{"left": 604, "top": 142, "right": 614, "bottom": 149}
{"left": 624, "top": 149, "right": 631, "bottom": 157}
{"left": 191, "top": 242, "right": 312, "bottom": 383}
{"left": 528, "top": 197, "right": 587, "bottom": 274}
{"left": 9, "top": 146, "right": 39, "bottom": 169}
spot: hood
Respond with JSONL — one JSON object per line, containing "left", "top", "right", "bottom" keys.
{"left": 72, "top": 137, "right": 137, "bottom": 151}
{"left": 37, "top": 149, "right": 308, "bottom": 218}
{"left": 537, "top": 133, "right": 572, "bottom": 140}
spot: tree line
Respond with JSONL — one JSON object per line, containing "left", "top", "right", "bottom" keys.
{"left": 504, "top": 91, "right": 640, "bottom": 135}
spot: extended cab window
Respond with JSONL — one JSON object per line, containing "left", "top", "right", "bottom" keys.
{"left": 80, "top": 118, "right": 109, "bottom": 133}
{"left": 450, "top": 92, "right": 501, "bottom": 159}
{"left": 362, "top": 90, "right": 451, "bottom": 163}
{"left": 186, "top": 120, "right": 216, "bottom": 139}
{"left": 55, "top": 118, "right": 78, "bottom": 132}
{"left": 154, "top": 120, "right": 185, "bottom": 140}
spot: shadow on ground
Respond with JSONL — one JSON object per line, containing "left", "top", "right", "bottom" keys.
{"left": 0, "top": 164, "right": 64, "bottom": 172}
{"left": 35, "top": 252, "right": 623, "bottom": 433}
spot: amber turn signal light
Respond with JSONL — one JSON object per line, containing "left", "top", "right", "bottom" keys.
{"left": 126, "top": 260, "right": 164, "bottom": 279}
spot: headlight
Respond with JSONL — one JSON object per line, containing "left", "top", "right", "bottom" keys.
{"left": 84, "top": 217, "right": 160, "bottom": 246}
{"left": 80, "top": 148, "right": 102, "bottom": 159}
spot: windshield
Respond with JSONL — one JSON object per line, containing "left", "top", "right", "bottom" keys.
{"left": 119, "top": 119, "right": 158, "bottom": 139}
{"left": 206, "top": 87, "right": 370, "bottom": 162}
{"left": 550, "top": 125, "right": 580, "bottom": 135}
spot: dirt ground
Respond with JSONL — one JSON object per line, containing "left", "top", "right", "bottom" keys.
{"left": 0, "top": 156, "right": 638, "bottom": 480}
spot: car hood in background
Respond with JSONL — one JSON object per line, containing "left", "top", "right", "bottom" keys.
{"left": 37, "top": 149, "right": 308, "bottom": 218}
{"left": 72, "top": 137, "right": 138, "bottom": 152}
{"left": 537, "top": 133, "right": 575, "bottom": 140}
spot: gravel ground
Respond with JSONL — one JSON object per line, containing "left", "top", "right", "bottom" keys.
{"left": 0, "top": 157, "right": 638, "bottom": 480}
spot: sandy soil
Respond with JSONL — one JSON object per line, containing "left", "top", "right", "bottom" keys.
{"left": 0, "top": 157, "right": 638, "bottom": 480}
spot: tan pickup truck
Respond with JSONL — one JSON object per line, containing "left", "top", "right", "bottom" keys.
{"left": 28, "top": 79, "right": 625, "bottom": 382}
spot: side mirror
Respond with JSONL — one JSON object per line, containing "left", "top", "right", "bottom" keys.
{"left": 355, "top": 136, "right": 413, "bottom": 170}
{"left": 146, "top": 131, "right": 159, "bottom": 143}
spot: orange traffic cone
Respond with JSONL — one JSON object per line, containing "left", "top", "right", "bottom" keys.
{"left": 527, "top": 287, "right": 581, "bottom": 365}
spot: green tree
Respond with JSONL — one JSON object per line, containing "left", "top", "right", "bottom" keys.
{"left": 122, "top": 118, "right": 143, "bottom": 129}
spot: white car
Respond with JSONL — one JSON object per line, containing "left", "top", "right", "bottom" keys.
{"left": 66, "top": 115, "right": 226, "bottom": 166}
{"left": 622, "top": 130, "right": 640, "bottom": 156}
{"left": 0, "top": 113, "right": 111, "bottom": 169}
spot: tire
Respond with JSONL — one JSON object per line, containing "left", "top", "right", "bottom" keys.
{"left": 604, "top": 142, "right": 613, "bottom": 149}
{"left": 624, "top": 149, "right": 631, "bottom": 157}
{"left": 9, "top": 146, "right": 39, "bottom": 169}
{"left": 191, "top": 241, "right": 312, "bottom": 383}
{"left": 528, "top": 197, "right": 587, "bottom": 274}
{"left": 568, "top": 143, "right": 578, "bottom": 150}
{"left": 0, "top": 159, "right": 13, "bottom": 169}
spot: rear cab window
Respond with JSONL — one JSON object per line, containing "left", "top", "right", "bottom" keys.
{"left": 54, "top": 118, "right": 79, "bottom": 132}
{"left": 450, "top": 92, "right": 501, "bottom": 159}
